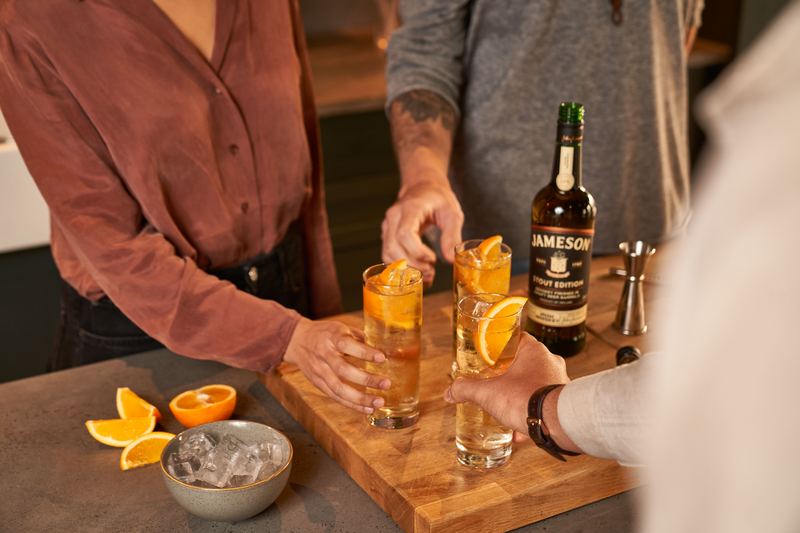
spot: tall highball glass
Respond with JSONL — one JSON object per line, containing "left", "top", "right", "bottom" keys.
{"left": 362, "top": 263, "right": 423, "bottom": 429}
{"left": 455, "top": 293, "right": 522, "bottom": 468}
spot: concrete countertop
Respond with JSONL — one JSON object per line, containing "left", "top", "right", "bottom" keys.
{"left": 0, "top": 349, "right": 639, "bottom": 532}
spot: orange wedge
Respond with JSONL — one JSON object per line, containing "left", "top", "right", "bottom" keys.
{"left": 120, "top": 431, "right": 175, "bottom": 471}
{"left": 475, "top": 296, "right": 528, "bottom": 366}
{"left": 477, "top": 235, "right": 503, "bottom": 260}
{"left": 85, "top": 416, "right": 157, "bottom": 447}
{"left": 116, "top": 387, "right": 162, "bottom": 421}
{"left": 377, "top": 259, "right": 407, "bottom": 285}
{"left": 169, "top": 384, "right": 237, "bottom": 428}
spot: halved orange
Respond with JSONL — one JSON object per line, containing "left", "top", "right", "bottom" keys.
{"left": 377, "top": 259, "right": 407, "bottom": 285}
{"left": 116, "top": 387, "right": 162, "bottom": 421}
{"left": 477, "top": 235, "right": 503, "bottom": 261}
{"left": 169, "top": 384, "right": 237, "bottom": 428}
{"left": 475, "top": 296, "right": 528, "bottom": 366}
{"left": 120, "top": 431, "right": 175, "bottom": 471}
{"left": 85, "top": 416, "right": 157, "bottom": 447}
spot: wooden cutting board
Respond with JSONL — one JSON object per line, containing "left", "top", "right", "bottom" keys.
{"left": 261, "top": 251, "right": 674, "bottom": 532}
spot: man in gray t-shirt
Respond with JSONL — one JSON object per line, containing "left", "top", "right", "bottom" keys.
{"left": 381, "top": 0, "right": 703, "bottom": 286}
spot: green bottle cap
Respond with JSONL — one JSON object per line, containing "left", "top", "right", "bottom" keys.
{"left": 558, "top": 102, "right": 584, "bottom": 123}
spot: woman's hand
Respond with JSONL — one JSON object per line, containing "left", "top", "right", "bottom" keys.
{"left": 283, "top": 317, "right": 391, "bottom": 414}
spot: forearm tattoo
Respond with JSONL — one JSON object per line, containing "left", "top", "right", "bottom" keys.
{"left": 395, "top": 90, "right": 457, "bottom": 132}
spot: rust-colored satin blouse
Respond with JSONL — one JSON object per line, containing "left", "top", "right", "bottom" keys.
{"left": 0, "top": 0, "right": 342, "bottom": 373}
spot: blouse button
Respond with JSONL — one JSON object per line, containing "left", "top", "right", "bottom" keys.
{"left": 248, "top": 266, "right": 259, "bottom": 283}
{"left": 228, "top": 144, "right": 240, "bottom": 155}
{"left": 214, "top": 87, "right": 223, "bottom": 95}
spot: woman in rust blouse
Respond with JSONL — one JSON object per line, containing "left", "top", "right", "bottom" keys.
{"left": 0, "top": 0, "right": 390, "bottom": 414}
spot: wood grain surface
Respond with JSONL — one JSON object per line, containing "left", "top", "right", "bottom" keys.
{"left": 260, "top": 248, "right": 676, "bottom": 532}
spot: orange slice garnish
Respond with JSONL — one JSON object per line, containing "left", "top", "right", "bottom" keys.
{"left": 364, "top": 259, "right": 421, "bottom": 330}
{"left": 475, "top": 296, "right": 528, "bottom": 366}
{"left": 477, "top": 235, "right": 503, "bottom": 261}
{"left": 120, "top": 432, "right": 175, "bottom": 471}
{"left": 85, "top": 417, "right": 157, "bottom": 447}
{"left": 377, "top": 259, "right": 407, "bottom": 285}
{"left": 116, "top": 387, "right": 162, "bottom": 421}
{"left": 169, "top": 384, "right": 237, "bottom": 429}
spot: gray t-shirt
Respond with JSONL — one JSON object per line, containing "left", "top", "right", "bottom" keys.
{"left": 386, "top": 0, "right": 704, "bottom": 258}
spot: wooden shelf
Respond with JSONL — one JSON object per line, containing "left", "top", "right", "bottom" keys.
{"left": 688, "top": 37, "right": 733, "bottom": 69}
{"left": 307, "top": 29, "right": 387, "bottom": 118}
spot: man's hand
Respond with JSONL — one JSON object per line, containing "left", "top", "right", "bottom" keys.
{"left": 444, "top": 333, "right": 580, "bottom": 450}
{"left": 381, "top": 168, "right": 463, "bottom": 287}
{"left": 384, "top": 90, "right": 461, "bottom": 287}
{"left": 283, "top": 318, "right": 390, "bottom": 414}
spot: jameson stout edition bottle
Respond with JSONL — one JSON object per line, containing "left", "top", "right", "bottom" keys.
{"left": 525, "top": 102, "right": 596, "bottom": 357}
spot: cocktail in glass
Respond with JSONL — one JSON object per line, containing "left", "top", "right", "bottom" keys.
{"left": 362, "top": 261, "right": 423, "bottom": 429}
{"left": 455, "top": 293, "right": 525, "bottom": 468}
{"left": 452, "top": 238, "right": 512, "bottom": 377}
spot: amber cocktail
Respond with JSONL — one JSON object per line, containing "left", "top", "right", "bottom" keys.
{"left": 363, "top": 261, "right": 423, "bottom": 429}
{"left": 452, "top": 237, "right": 512, "bottom": 376}
{"left": 455, "top": 294, "right": 525, "bottom": 468}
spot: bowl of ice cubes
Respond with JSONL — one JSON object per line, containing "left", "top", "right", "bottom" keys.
{"left": 160, "top": 420, "right": 292, "bottom": 522}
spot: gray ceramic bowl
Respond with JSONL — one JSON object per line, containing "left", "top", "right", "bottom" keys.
{"left": 160, "top": 420, "right": 292, "bottom": 522}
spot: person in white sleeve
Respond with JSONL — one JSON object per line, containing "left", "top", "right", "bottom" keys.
{"left": 444, "top": 1, "right": 800, "bottom": 530}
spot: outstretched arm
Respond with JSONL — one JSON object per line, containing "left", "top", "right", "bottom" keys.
{"left": 444, "top": 334, "right": 582, "bottom": 452}
{"left": 382, "top": 90, "right": 464, "bottom": 287}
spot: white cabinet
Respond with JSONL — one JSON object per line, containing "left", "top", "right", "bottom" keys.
{"left": 0, "top": 141, "right": 50, "bottom": 253}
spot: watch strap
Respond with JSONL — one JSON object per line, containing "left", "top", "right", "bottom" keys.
{"left": 527, "top": 384, "right": 581, "bottom": 462}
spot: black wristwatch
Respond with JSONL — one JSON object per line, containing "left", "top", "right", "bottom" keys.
{"left": 526, "top": 384, "right": 581, "bottom": 462}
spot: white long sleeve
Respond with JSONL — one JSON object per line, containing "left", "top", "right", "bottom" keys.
{"left": 558, "top": 354, "right": 657, "bottom": 467}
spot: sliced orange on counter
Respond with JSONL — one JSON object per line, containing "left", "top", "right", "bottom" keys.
{"left": 475, "top": 296, "right": 528, "bottom": 366}
{"left": 169, "top": 384, "right": 237, "bottom": 428}
{"left": 120, "top": 431, "right": 175, "bottom": 471}
{"left": 116, "top": 387, "right": 162, "bottom": 421}
{"left": 85, "top": 416, "right": 157, "bottom": 447}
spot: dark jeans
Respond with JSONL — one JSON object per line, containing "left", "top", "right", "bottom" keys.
{"left": 48, "top": 222, "right": 310, "bottom": 371}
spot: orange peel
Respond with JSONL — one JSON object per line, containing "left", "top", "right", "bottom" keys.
{"left": 169, "top": 384, "right": 237, "bottom": 429}
{"left": 116, "top": 387, "right": 162, "bottom": 421}
{"left": 120, "top": 431, "right": 175, "bottom": 471}
{"left": 85, "top": 416, "right": 157, "bottom": 447}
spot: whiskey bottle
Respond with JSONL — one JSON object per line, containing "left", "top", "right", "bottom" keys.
{"left": 525, "top": 103, "right": 596, "bottom": 357}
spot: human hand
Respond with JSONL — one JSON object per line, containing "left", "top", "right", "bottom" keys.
{"left": 444, "top": 333, "right": 571, "bottom": 443}
{"left": 381, "top": 168, "right": 463, "bottom": 287}
{"left": 283, "top": 318, "right": 391, "bottom": 414}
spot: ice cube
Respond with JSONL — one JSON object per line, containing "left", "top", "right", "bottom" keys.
{"left": 168, "top": 461, "right": 196, "bottom": 484}
{"left": 469, "top": 298, "right": 493, "bottom": 317}
{"left": 249, "top": 440, "right": 284, "bottom": 465}
{"left": 196, "top": 434, "right": 246, "bottom": 488}
{"left": 226, "top": 475, "right": 254, "bottom": 488}
{"left": 465, "top": 248, "right": 482, "bottom": 265}
{"left": 179, "top": 432, "right": 216, "bottom": 453}
{"left": 255, "top": 461, "right": 281, "bottom": 481}
{"left": 174, "top": 432, "right": 216, "bottom": 471}
{"left": 232, "top": 447, "right": 263, "bottom": 485}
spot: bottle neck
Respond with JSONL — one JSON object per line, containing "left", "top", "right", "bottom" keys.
{"left": 550, "top": 122, "right": 584, "bottom": 191}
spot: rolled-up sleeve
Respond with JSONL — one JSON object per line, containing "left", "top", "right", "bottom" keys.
{"left": 385, "top": 0, "right": 471, "bottom": 119}
{"left": 558, "top": 353, "right": 659, "bottom": 467}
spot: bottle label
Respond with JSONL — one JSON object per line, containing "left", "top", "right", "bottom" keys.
{"left": 528, "top": 225, "right": 594, "bottom": 326}
{"left": 555, "top": 146, "right": 575, "bottom": 191}
{"left": 527, "top": 302, "right": 587, "bottom": 327}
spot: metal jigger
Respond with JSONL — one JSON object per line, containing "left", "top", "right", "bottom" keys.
{"left": 613, "top": 241, "right": 655, "bottom": 335}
